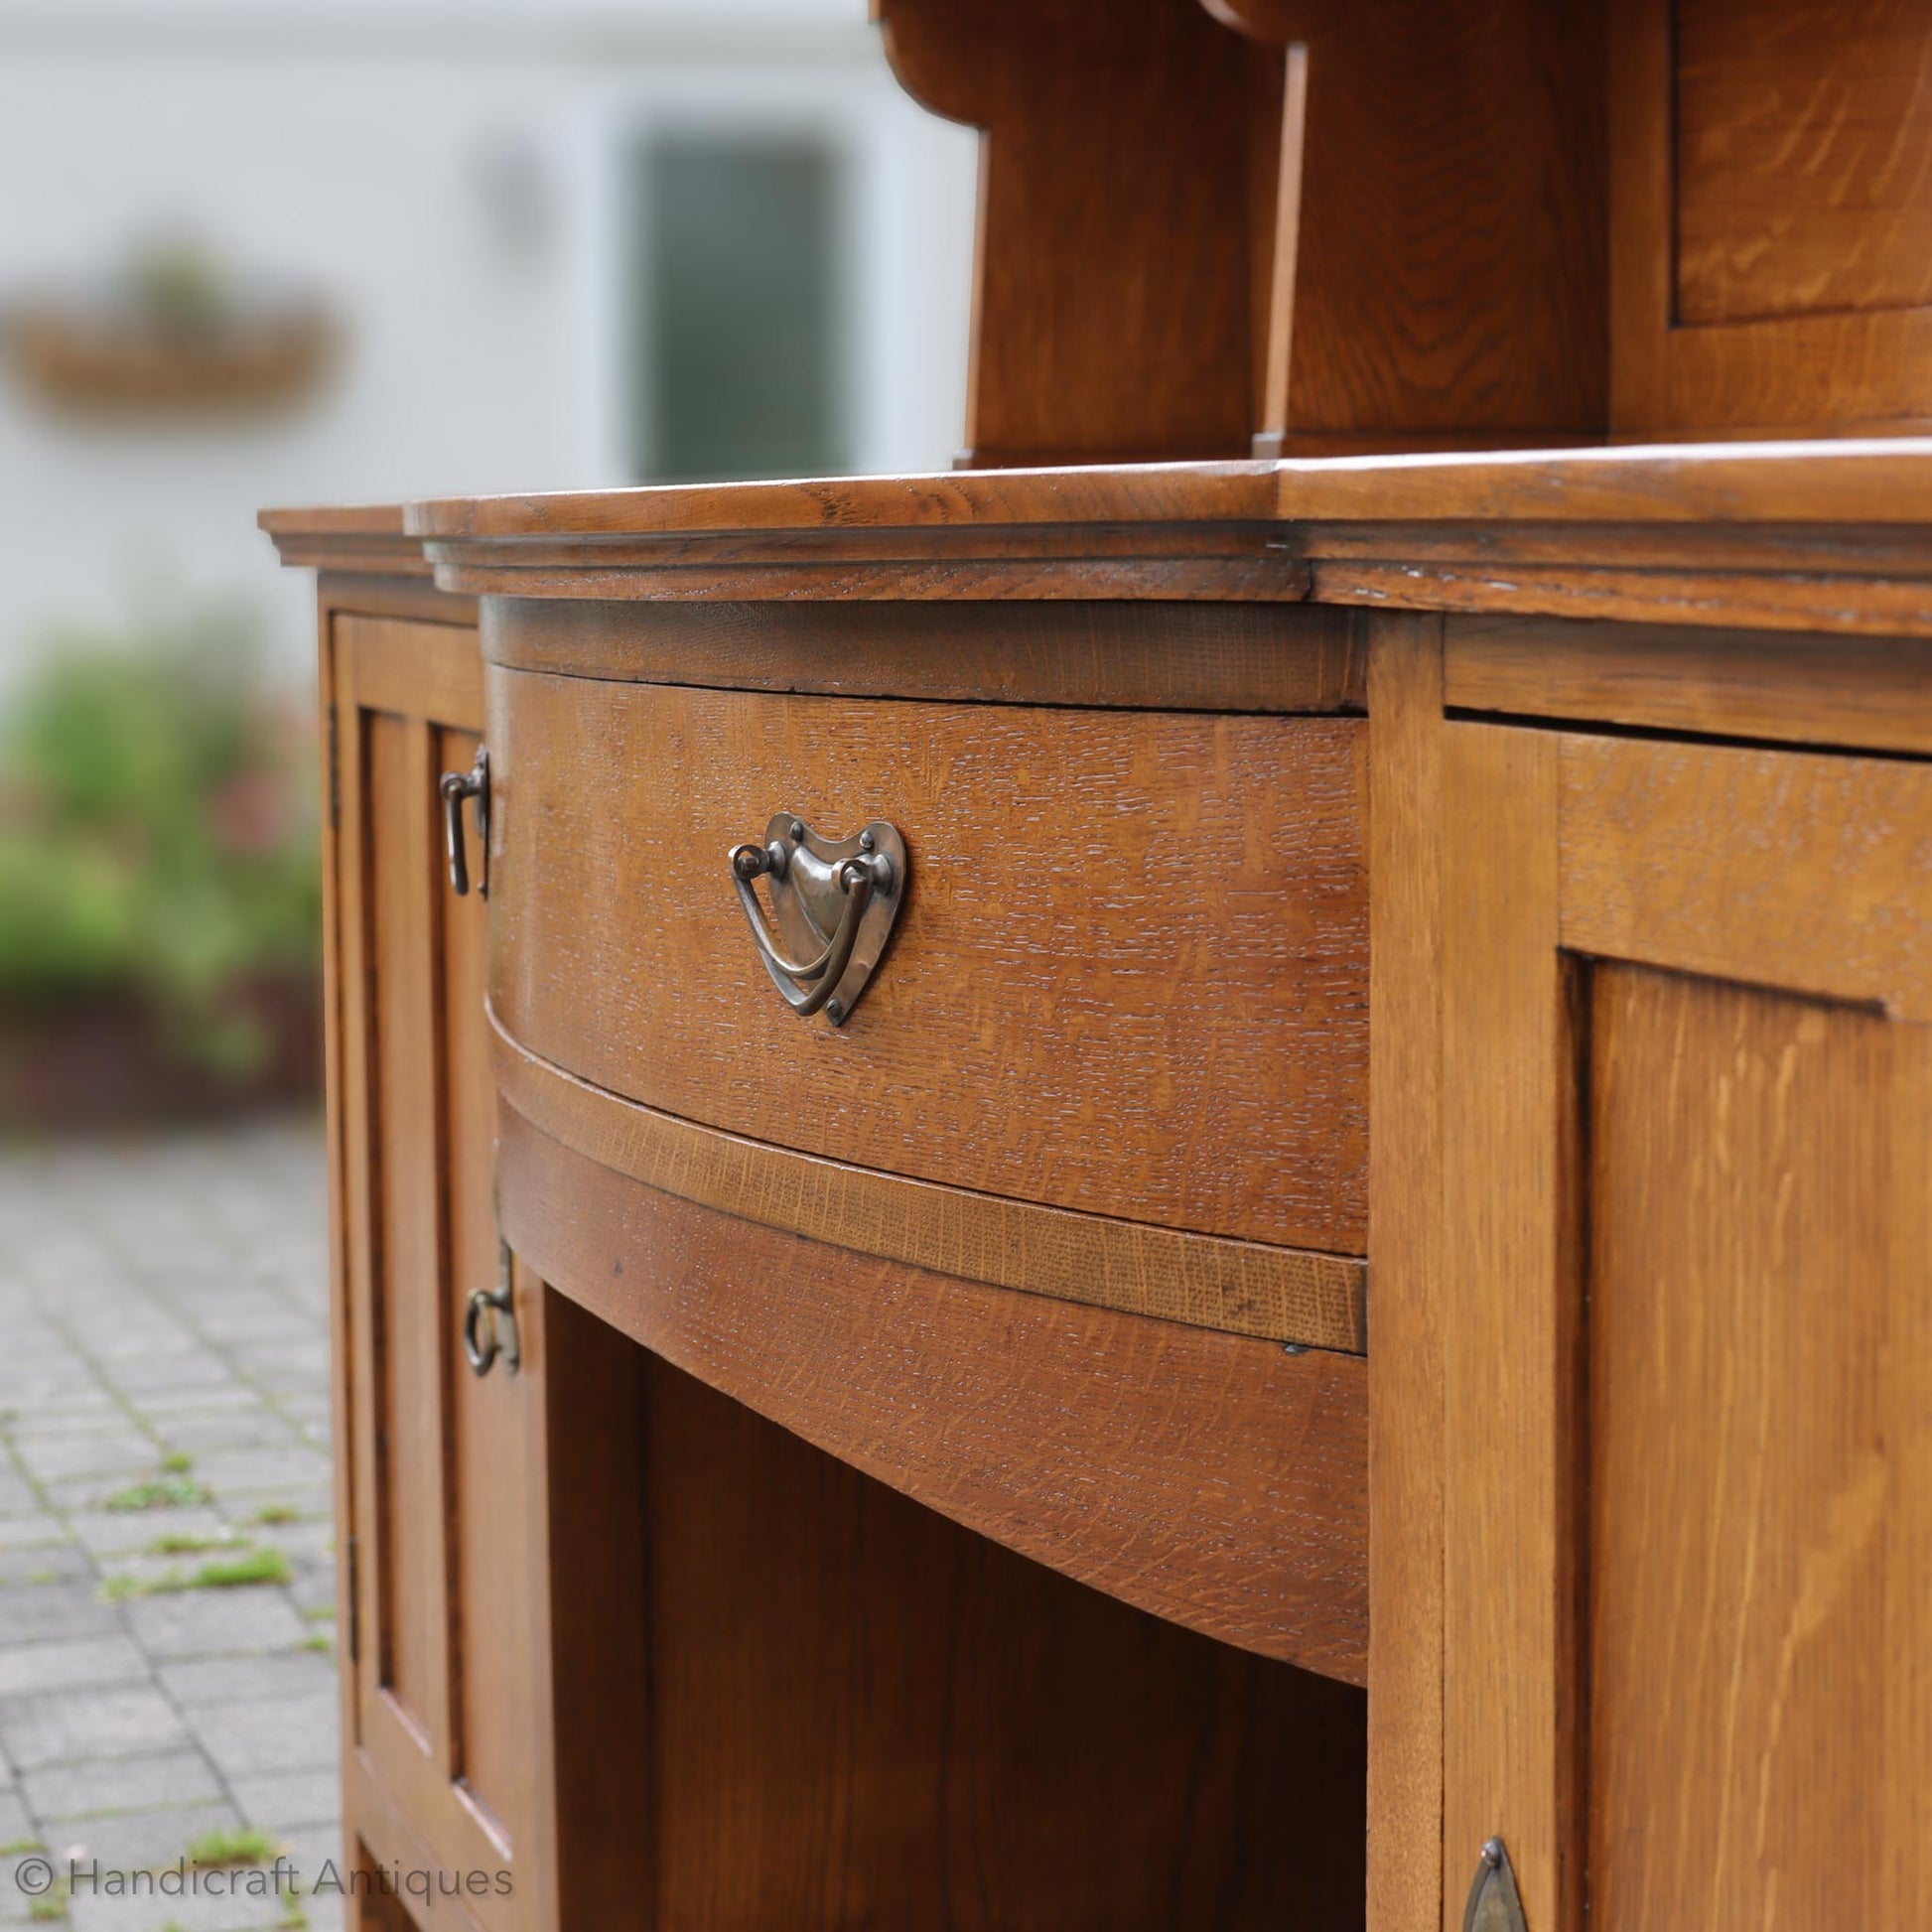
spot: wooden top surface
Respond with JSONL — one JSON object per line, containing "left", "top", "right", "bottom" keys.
{"left": 258, "top": 501, "right": 433, "bottom": 578}
{"left": 394, "top": 442, "right": 1932, "bottom": 538}
{"left": 262, "top": 443, "right": 1932, "bottom": 632}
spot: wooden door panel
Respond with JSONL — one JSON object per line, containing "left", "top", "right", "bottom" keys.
{"left": 363, "top": 708, "right": 453, "bottom": 1758}
{"left": 1440, "top": 724, "right": 1932, "bottom": 1932}
{"left": 1588, "top": 963, "right": 1910, "bottom": 1930}
{"left": 333, "top": 618, "right": 541, "bottom": 1928}
{"left": 1611, "top": 0, "right": 1932, "bottom": 434}
{"left": 442, "top": 724, "right": 540, "bottom": 1861}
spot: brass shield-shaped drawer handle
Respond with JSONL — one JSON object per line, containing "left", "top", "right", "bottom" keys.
{"left": 728, "top": 814, "right": 905, "bottom": 1026}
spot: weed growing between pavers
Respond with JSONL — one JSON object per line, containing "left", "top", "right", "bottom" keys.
{"left": 27, "top": 1877, "right": 68, "bottom": 1921}
{"left": 249, "top": 1505, "right": 300, "bottom": 1526}
{"left": 184, "top": 1825, "right": 281, "bottom": 1868}
{"left": 100, "top": 1474, "right": 210, "bottom": 1512}
{"left": 98, "top": 1545, "right": 294, "bottom": 1601}
{"left": 145, "top": 1532, "right": 238, "bottom": 1557}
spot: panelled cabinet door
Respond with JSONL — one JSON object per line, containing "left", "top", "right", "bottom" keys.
{"left": 331, "top": 617, "right": 546, "bottom": 1928}
{"left": 1441, "top": 727, "right": 1932, "bottom": 1932}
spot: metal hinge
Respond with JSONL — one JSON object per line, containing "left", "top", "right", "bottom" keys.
{"left": 1462, "top": 1838, "right": 1528, "bottom": 1932}
{"left": 326, "top": 702, "right": 342, "bottom": 834}
{"left": 345, "top": 1530, "right": 360, "bottom": 1665}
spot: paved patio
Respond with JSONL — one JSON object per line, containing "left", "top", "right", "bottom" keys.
{"left": 0, "top": 1121, "right": 343, "bottom": 1932}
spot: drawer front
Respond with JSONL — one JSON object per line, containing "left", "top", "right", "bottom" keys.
{"left": 487, "top": 670, "right": 1366, "bottom": 1255}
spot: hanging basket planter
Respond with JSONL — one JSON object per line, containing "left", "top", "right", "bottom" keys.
{"left": 3, "top": 299, "right": 339, "bottom": 417}
{"left": 2, "top": 237, "right": 340, "bottom": 419}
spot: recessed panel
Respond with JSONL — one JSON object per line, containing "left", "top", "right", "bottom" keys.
{"left": 441, "top": 725, "right": 534, "bottom": 1854}
{"left": 366, "top": 709, "right": 444, "bottom": 1740}
{"left": 1588, "top": 963, "right": 1895, "bottom": 1927}
{"left": 1676, "top": 0, "right": 1932, "bottom": 326}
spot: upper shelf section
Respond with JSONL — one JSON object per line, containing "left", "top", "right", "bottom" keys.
{"left": 876, "top": 0, "right": 1932, "bottom": 462}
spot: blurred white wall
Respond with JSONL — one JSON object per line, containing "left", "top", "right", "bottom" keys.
{"left": 0, "top": 0, "right": 978, "bottom": 688}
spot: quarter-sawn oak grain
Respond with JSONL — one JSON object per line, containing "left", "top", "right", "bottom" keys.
{"left": 495, "top": 1100, "right": 1370, "bottom": 1683}
{"left": 491, "top": 1016, "right": 1367, "bottom": 1351}
{"left": 487, "top": 670, "right": 1369, "bottom": 1254}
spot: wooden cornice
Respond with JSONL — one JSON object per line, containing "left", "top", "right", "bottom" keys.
{"left": 258, "top": 502, "right": 434, "bottom": 578}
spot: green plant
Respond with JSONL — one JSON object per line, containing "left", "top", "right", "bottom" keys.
{"left": 98, "top": 1543, "right": 293, "bottom": 1601}
{"left": 102, "top": 1473, "right": 209, "bottom": 1512}
{"left": 0, "top": 589, "right": 320, "bottom": 1075}
{"left": 184, "top": 1826, "right": 278, "bottom": 1868}
{"left": 159, "top": 1450, "right": 193, "bottom": 1475}
{"left": 249, "top": 1503, "right": 299, "bottom": 1526}
{"left": 26, "top": 1879, "right": 67, "bottom": 1922}
{"left": 189, "top": 1548, "right": 293, "bottom": 1589}
{"left": 146, "top": 1531, "right": 234, "bottom": 1557}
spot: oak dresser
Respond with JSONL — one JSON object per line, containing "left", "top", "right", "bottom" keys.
{"left": 265, "top": 3, "right": 1932, "bottom": 1928}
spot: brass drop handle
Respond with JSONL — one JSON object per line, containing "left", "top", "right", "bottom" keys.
{"left": 727, "top": 815, "right": 906, "bottom": 1026}
{"left": 440, "top": 747, "right": 489, "bottom": 897}
{"left": 1460, "top": 1838, "right": 1527, "bottom": 1932}
{"left": 463, "top": 1240, "right": 519, "bottom": 1377}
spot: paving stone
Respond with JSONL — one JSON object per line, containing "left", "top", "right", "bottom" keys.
{"left": 228, "top": 1767, "right": 339, "bottom": 1836}
{"left": 153, "top": 1417, "right": 295, "bottom": 1457}
{"left": 23, "top": 1749, "right": 222, "bottom": 1821}
{"left": 122, "top": 1586, "right": 309, "bottom": 1664}
{"left": 47, "top": 1799, "right": 244, "bottom": 1874}
{"left": 69, "top": 1869, "right": 293, "bottom": 1932}
{"left": 8, "top": 1436, "right": 158, "bottom": 1486}
{"left": 194, "top": 1309, "right": 317, "bottom": 1346}
{"left": 194, "top": 1693, "right": 338, "bottom": 1781}
{"left": 241, "top": 1523, "right": 333, "bottom": 1570}
{"left": 122, "top": 1390, "right": 264, "bottom": 1420}
{"left": 0, "top": 1584, "right": 124, "bottom": 1647}
{"left": 0, "top": 1785, "right": 34, "bottom": 1849}
{"left": 187, "top": 1450, "right": 328, "bottom": 1499}
{"left": 277, "top": 1823, "right": 354, "bottom": 1892}
{"left": 160, "top": 1653, "right": 336, "bottom": 1711}
{"left": 0, "top": 1686, "right": 190, "bottom": 1769}
{"left": 0, "top": 1396, "right": 123, "bottom": 1431}
{"left": 286, "top": 1571, "right": 336, "bottom": 1622}
{"left": 69, "top": 1508, "right": 228, "bottom": 1560}
{"left": 0, "top": 1850, "right": 58, "bottom": 1926}
{"left": 0, "top": 1515, "right": 68, "bottom": 1559}
{"left": 0, "top": 1637, "right": 150, "bottom": 1700}
{"left": 0, "top": 1124, "right": 337, "bottom": 1890}
{"left": 0, "top": 1547, "right": 86, "bottom": 1589}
